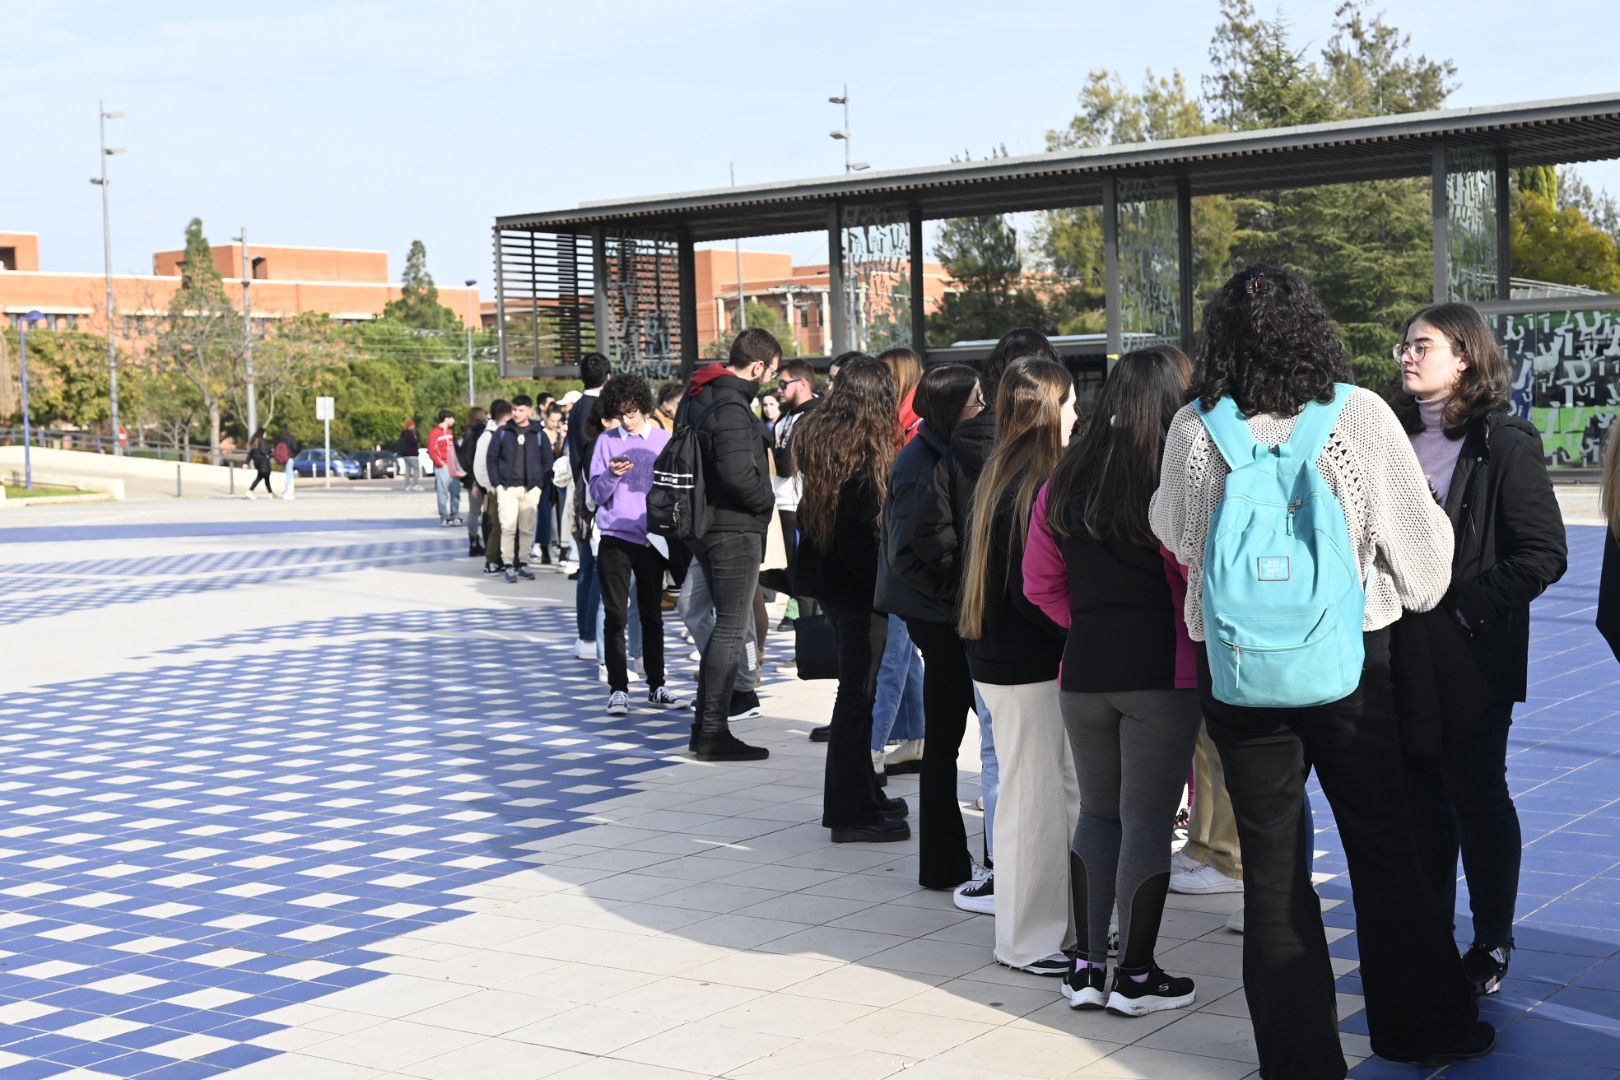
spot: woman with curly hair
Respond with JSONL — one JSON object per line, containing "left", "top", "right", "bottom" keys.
{"left": 795, "top": 355, "right": 910, "bottom": 842}
{"left": 1150, "top": 265, "right": 1489, "bottom": 1076}
{"left": 960, "top": 357, "right": 1081, "bottom": 976}
{"left": 1390, "top": 302, "right": 1566, "bottom": 998}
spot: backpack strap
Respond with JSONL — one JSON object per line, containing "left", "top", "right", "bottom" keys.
{"left": 1197, "top": 395, "right": 1263, "bottom": 470}
{"left": 1283, "top": 383, "right": 1353, "bottom": 462}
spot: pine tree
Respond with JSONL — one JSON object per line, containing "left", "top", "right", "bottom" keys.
{"left": 383, "top": 240, "right": 462, "bottom": 331}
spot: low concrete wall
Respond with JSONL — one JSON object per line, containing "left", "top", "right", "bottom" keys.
{"left": 0, "top": 446, "right": 245, "bottom": 500}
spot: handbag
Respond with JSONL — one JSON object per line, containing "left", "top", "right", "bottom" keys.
{"left": 793, "top": 612, "right": 839, "bottom": 680}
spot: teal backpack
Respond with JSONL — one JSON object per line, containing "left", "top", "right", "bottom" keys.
{"left": 1197, "top": 383, "right": 1365, "bottom": 708}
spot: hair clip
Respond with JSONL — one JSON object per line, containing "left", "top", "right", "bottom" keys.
{"left": 1108, "top": 414, "right": 1119, "bottom": 428}
{"left": 1245, "top": 272, "right": 1272, "bottom": 296}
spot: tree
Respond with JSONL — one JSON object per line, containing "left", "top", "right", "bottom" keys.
{"left": 1512, "top": 187, "right": 1620, "bottom": 293}
{"left": 14, "top": 331, "right": 112, "bottom": 428}
{"left": 248, "top": 312, "right": 349, "bottom": 438}
{"left": 928, "top": 211, "right": 1055, "bottom": 344}
{"left": 382, "top": 240, "right": 463, "bottom": 332}
{"left": 705, "top": 301, "right": 801, "bottom": 359}
{"left": 151, "top": 219, "right": 245, "bottom": 464}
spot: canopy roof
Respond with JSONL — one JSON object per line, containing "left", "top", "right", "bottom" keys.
{"left": 498, "top": 94, "right": 1620, "bottom": 242}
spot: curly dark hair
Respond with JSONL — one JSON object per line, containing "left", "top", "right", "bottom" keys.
{"left": 1190, "top": 264, "right": 1352, "bottom": 416}
{"left": 598, "top": 373, "right": 654, "bottom": 420}
{"left": 795, "top": 356, "right": 897, "bottom": 550}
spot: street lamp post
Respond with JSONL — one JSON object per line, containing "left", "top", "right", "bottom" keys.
{"left": 827, "top": 85, "right": 870, "bottom": 174}
{"left": 233, "top": 227, "right": 256, "bottom": 437}
{"left": 464, "top": 280, "right": 477, "bottom": 405}
{"left": 18, "top": 310, "right": 44, "bottom": 489}
{"left": 90, "top": 101, "right": 126, "bottom": 454}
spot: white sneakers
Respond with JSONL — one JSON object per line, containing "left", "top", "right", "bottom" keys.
{"left": 1226, "top": 907, "right": 1245, "bottom": 934}
{"left": 1169, "top": 853, "right": 1244, "bottom": 895}
{"left": 884, "top": 738, "right": 924, "bottom": 774}
{"left": 574, "top": 639, "right": 595, "bottom": 661}
{"left": 953, "top": 866, "right": 995, "bottom": 914}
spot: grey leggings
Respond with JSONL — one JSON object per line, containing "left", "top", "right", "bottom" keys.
{"left": 1060, "top": 688, "right": 1202, "bottom": 970}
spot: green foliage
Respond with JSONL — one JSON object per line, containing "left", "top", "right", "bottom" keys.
{"left": 1519, "top": 165, "right": 1559, "bottom": 203}
{"left": 382, "top": 240, "right": 463, "bottom": 332}
{"left": 929, "top": 191, "right": 1056, "bottom": 344}
{"left": 705, "top": 302, "right": 801, "bottom": 360}
{"left": 1511, "top": 188, "right": 1620, "bottom": 293}
{"left": 17, "top": 331, "right": 113, "bottom": 427}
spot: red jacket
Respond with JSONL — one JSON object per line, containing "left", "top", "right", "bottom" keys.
{"left": 428, "top": 425, "right": 457, "bottom": 469}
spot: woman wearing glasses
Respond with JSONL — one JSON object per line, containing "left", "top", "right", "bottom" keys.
{"left": 1391, "top": 303, "right": 1567, "bottom": 998}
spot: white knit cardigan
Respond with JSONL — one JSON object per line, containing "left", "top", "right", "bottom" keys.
{"left": 1149, "top": 386, "right": 1454, "bottom": 642}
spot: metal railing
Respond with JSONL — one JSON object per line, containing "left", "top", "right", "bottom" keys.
{"left": 0, "top": 428, "right": 240, "bottom": 465}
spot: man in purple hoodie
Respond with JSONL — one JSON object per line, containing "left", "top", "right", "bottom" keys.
{"left": 589, "top": 374, "right": 687, "bottom": 716}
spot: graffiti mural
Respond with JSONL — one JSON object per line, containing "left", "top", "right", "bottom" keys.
{"left": 1504, "top": 308, "right": 1620, "bottom": 467}
{"left": 1447, "top": 149, "right": 1500, "bottom": 304}
{"left": 842, "top": 206, "right": 913, "bottom": 354}
{"left": 1118, "top": 179, "right": 1181, "bottom": 345}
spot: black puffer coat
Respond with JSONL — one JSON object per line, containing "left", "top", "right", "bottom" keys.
{"left": 877, "top": 421, "right": 954, "bottom": 622}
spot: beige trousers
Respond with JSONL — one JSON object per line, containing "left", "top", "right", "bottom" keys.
{"left": 497, "top": 484, "right": 542, "bottom": 567}
{"left": 1182, "top": 722, "right": 1242, "bottom": 877}
{"left": 976, "top": 678, "right": 1080, "bottom": 968}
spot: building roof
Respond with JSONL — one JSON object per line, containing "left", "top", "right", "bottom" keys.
{"left": 497, "top": 93, "right": 1620, "bottom": 242}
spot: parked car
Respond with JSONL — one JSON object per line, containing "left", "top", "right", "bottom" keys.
{"left": 292, "top": 448, "right": 363, "bottom": 480}
{"left": 350, "top": 450, "right": 400, "bottom": 479}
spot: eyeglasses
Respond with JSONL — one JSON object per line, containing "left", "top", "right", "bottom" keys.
{"left": 778, "top": 377, "right": 807, "bottom": 388}
{"left": 1392, "top": 340, "right": 1455, "bottom": 362}
{"left": 614, "top": 407, "right": 642, "bottom": 422}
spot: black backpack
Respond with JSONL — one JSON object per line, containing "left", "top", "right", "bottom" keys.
{"left": 648, "top": 425, "right": 713, "bottom": 543}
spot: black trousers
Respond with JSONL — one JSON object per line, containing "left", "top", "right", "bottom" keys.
{"left": 906, "top": 617, "right": 975, "bottom": 888}
{"left": 1407, "top": 698, "right": 1521, "bottom": 948}
{"left": 597, "top": 536, "right": 667, "bottom": 693}
{"left": 690, "top": 531, "right": 762, "bottom": 735}
{"left": 821, "top": 601, "right": 890, "bottom": 829}
{"left": 1201, "top": 629, "right": 1478, "bottom": 1079}
{"left": 249, "top": 467, "right": 273, "bottom": 492}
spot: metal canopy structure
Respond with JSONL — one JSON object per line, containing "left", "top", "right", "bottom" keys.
{"left": 493, "top": 93, "right": 1620, "bottom": 383}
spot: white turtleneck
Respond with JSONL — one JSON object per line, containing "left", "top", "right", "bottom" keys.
{"left": 1410, "top": 396, "right": 1465, "bottom": 505}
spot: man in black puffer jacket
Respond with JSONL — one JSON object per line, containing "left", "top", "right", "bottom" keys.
{"left": 678, "top": 327, "right": 780, "bottom": 762}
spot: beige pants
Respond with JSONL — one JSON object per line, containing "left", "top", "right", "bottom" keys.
{"left": 497, "top": 484, "right": 542, "bottom": 567}
{"left": 976, "top": 678, "right": 1080, "bottom": 968}
{"left": 1182, "top": 722, "right": 1242, "bottom": 877}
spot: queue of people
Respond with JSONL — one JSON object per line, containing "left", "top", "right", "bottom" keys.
{"left": 405, "top": 263, "right": 1610, "bottom": 1077}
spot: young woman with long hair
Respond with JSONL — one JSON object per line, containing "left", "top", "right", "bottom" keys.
{"left": 914, "top": 328, "right": 1062, "bottom": 914}
{"left": 246, "top": 429, "right": 273, "bottom": 495}
{"left": 959, "top": 357, "right": 1080, "bottom": 975}
{"left": 1021, "top": 346, "right": 1201, "bottom": 1015}
{"left": 1390, "top": 302, "right": 1566, "bottom": 997}
{"left": 796, "top": 355, "right": 910, "bottom": 842}
{"left": 879, "top": 346, "right": 925, "bottom": 442}
{"left": 1151, "top": 265, "right": 1489, "bottom": 1076}
{"left": 878, "top": 363, "right": 985, "bottom": 887}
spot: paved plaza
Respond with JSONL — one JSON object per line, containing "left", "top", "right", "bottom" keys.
{"left": 0, "top": 490, "right": 1616, "bottom": 1079}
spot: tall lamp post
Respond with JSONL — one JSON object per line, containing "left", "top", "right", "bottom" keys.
{"left": 233, "top": 227, "right": 256, "bottom": 437}
{"left": 827, "top": 86, "right": 870, "bottom": 174}
{"left": 18, "top": 310, "right": 44, "bottom": 489}
{"left": 464, "top": 280, "right": 477, "bottom": 405}
{"left": 89, "top": 101, "right": 125, "bottom": 454}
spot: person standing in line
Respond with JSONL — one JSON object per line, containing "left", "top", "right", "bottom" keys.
{"left": 680, "top": 328, "right": 780, "bottom": 762}
{"left": 1151, "top": 264, "right": 1489, "bottom": 1076}
{"left": 275, "top": 425, "right": 300, "bottom": 500}
{"left": 589, "top": 374, "right": 686, "bottom": 716}
{"left": 474, "top": 400, "right": 511, "bottom": 576}
{"left": 868, "top": 347, "right": 928, "bottom": 780}
{"left": 1024, "top": 347, "right": 1202, "bottom": 1016}
{"left": 759, "top": 392, "right": 782, "bottom": 437}
{"left": 654, "top": 382, "right": 684, "bottom": 431}
{"left": 569, "top": 355, "right": 613, "bottom": 660}
{"left": 769, "top": 359, "right": 822, "bottom": 721}
{"left": 398, "top": 419, "right": 423, "bottom": 491}
{"left": 246, "top": 429, "right": 273, "bottom": 496}
{"left": 428, "top": 409, "right": 463, "bottom": 526}
{"left": 487, "top": 395, "right": 550, "bottom": 582}
{"left": 795, "top": 356, "right": 910, "bottom": 842}
{"left": 914, "top": 328, "right": 1061, "bottom": 915}
{"left": 1601, "top": 425, "right": 1620, "bottom": 664}
{"left": 1390, "top": 302, "right": 1566, "bottom": 997}
{"left": 958, "top": 357, "right": 1080, "bottom": 977}
{"left": 460, "top": 405, "right": 490, "bottom": 558}
{"left": 880, "top": 362, "right": 983, "bottom": 888}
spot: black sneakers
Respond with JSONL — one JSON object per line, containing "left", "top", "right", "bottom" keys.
{"left": 808, "top": 725, "right": 830, "bottom": 743}
{"left": 953, "top": 871, "right": 994, "bottom": 915}
{"left": 1382, "top": 1020, "right": 1497, "bottom": 1067}
{"left": 1061, "top": 964, "right": 1107, "bottom": 1010}
{"left": 692, "top": 731, "right": 769, "bottom": 762}
{"left": 830, "top": 817, "right": 910, "bottom": 843}
{"left": 1105, "top": 964, "right": 1196, "bottom": 1016}
{"left": 1462, "top": 943, "right": 1511, "bottom": 996}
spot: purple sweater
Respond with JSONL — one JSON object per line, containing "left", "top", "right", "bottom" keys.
{"left": 588, "top": 423, "right": 671, "bottom": 546}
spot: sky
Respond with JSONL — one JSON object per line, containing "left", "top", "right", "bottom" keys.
{"left": 5, "top": 0, "right": 1618, "bottom": 293}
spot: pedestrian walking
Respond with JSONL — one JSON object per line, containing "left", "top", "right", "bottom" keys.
{"left": 275, "top": 425, "right": 299, "bottom": 500}
{"left": 398, "top": 419, "right": 423, "bottom": 491}
{"left": 246, "top": 429, "right": 273, "bottom": 496}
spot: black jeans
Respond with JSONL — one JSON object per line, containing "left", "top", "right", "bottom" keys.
{"left": 821, "top": 601, "right": 889, "bottom": 829}
{"left": 1407, "top": 698, "right": 1521, "bottom": 947}
{"left": 906, "top": 617, "right": 975, "bottom": 888}
{"left": 1201, "top": 629, "right": 1478, "bottom": 1079}
{"left": 690, "top": 530, "right": 762, "bottom": 736}
{"left": 597, "top": 536, "right": 667, "bottom": 693}
{"left": 249, "top": 467, "right": 273, "bottom": 492}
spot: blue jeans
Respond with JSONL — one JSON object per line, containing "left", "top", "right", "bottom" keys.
{"left": 976, "top": 683, "right": 998, "bottom": 863}
{"left": 435, "top": 467, "right": 461, "bottom": 522}
{"left": 871, "top": 614, "right": 926, "bottom": 751}
{"left": 576, "top": 542, "right": 601, "bottom": 642}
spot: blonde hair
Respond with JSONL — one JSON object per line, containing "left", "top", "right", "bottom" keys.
{"left": 879, "top": 347, "right": 923, "bottom": 406}
{"left": 1604, "top": 421, "right": 1620, "bottom": 540}
{"left": 958, "top": 358, "right": 1075, "bottom": 640}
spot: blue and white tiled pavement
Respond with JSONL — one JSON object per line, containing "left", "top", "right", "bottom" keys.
{"left": 0, "top": 505, "right": 1615, "bottom": 1079}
